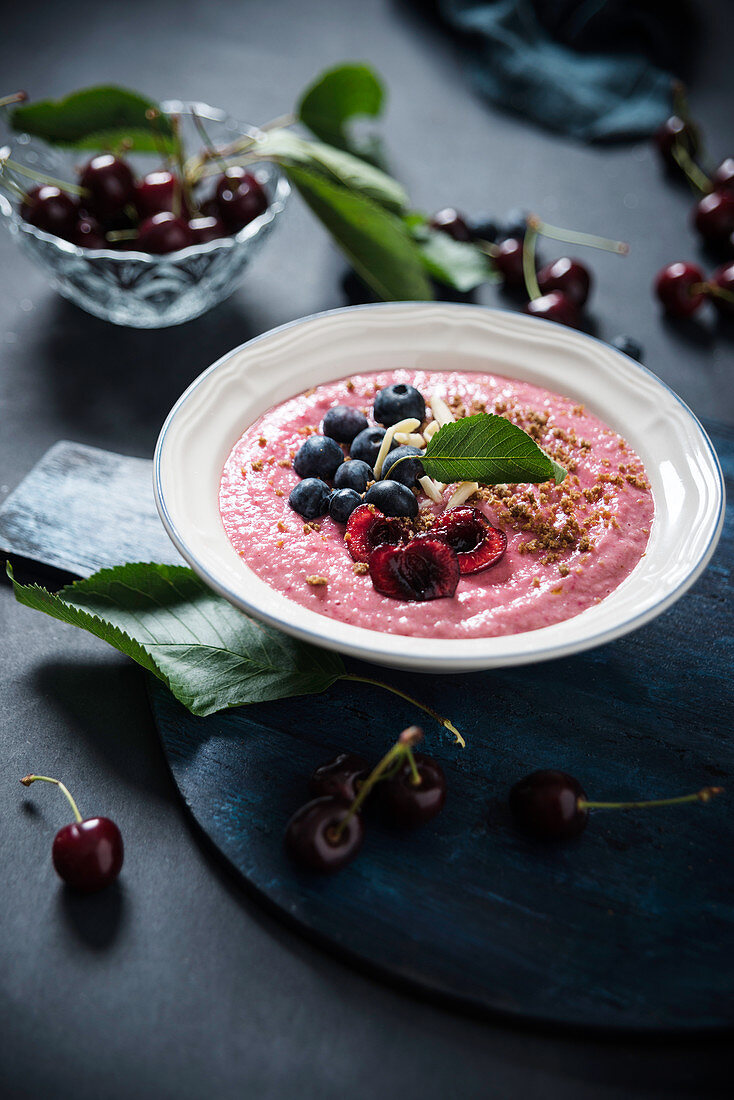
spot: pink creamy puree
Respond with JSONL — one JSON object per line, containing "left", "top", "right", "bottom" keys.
{"left": 219, "top": 370, "right": 653, "bottom": 639}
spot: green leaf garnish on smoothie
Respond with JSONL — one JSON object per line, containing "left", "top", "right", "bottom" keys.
{"left": 410, "top": 413, "right": 566, "bottom": 486}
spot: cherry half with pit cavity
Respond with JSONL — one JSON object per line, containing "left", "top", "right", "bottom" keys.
{"left": 344, "top": 504, "right": 413, "bottom": 563}
{"left": 369, "top": 537, "right": 460, "bottom": 601}
{"left": 20, "top": 773, "right": 124, "bottom": 892}
{"left": 432, "top": 506, "right": 507, "bottom": 575}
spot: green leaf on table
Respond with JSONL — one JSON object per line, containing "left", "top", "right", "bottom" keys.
{"left": 7, "top": 562, "right": 345, "bottom": 716}
{"left": 410, "top": 222, "right": 496, "bottom": 292}
{"left": 298, "top": 62, "right": 385, "bottom": 159}
{"left": 10, "top": 85, "right": 174, "bottom": 153}
{"left": 297, "top": 63, "right": 386, "bottom": 164}
{"left": 284, "top": 162, "right": 432, "bottom": 301}
{"left": 421, "top": 414, "right": 567, "bottom": 485}
{"left": 256, "top": 129, "right": 407, "bottom": 213}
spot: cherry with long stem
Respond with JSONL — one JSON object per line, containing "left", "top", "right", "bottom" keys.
{"left": 20, "top": 773, "right": 124, "bottom": 892}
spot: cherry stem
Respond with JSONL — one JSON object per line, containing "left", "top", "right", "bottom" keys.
{"left": 579, "top": 786, "right": 723, "bottom": 812}
{"left": 522, "top": 222, "right": 541, "bottom": 300}
{"left": 145, "top": 107, "right": 175, "bottom": 174}
{"left": 20, "top": 774, "right": 83, "bottom": 823}
{"left": 405, "top": 745, "right": 422, "bottom": 787}
{"left": 0, "top": 156, "right": 87, "bottom": 197}
{"left": 0, "top": 91, "right": 27, "bottom": 109}
{"left": 169, "top": 114, "right": 196, "bottom": 217}
{"left": 106, "top": 229, "right": 138, "bottom": 242}
{"left": 191, "top": 108, "right": 229, "bottom": 175}
{"left": 528, "top": 215, "right": 628, "bottom": 256}
{"left": 332, "top": 725, "right": 424, "bottom": 839}
{"left": 671, "top": 142, "right": 711, "bottom": 194}
{"left": 340, "top": 673, "right": 464, "bottom": 746}
{"left": 704, "top": 282, "right": 734, "bottom": 304}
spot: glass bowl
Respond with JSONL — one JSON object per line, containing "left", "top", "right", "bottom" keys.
{"left": 0, "top": 100, "right": 290, "bottom": 328}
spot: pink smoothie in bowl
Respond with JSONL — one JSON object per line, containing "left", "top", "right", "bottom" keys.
{"left": 219, "top": 369, "right": 654, "bottom": 640}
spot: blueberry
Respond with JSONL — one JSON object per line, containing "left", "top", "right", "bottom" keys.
{"left": 334, "top": 459, "right": 373, "bottom": 493}
{"left": 380, "top": 445, "right": 425, "bottom": 488}
{"left": 329, "top": 488, "right": 363, "bottom": 524}
{"left": 469, "top": 215, "right": 500, "bottom": 243}
{"left": 288, "top": 478, "right": 331, "bottom": 520}
{"left": 293, "top": 435, "right": 344, "bottom": 480}
{"left": 350, "top": 427, "right": 397, "bottom": 468}
{"left": 363, "top": 480, "right": 419, "bottom": 518}
{"left": 499, "top": 207, "right": 530, "bottom": 241}
{"left": 610, "top": 334, "right": 644, "bottom": 362}
{"left": 373, "top": 384, "right": 426, "bottom": 427}
{"left": 323, "top": 405, "right": 369, "bottom": 444}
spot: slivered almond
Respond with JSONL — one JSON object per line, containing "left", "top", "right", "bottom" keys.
{"left": 423, "top": 420, "right": 440, "bottom": 441}
{"left": 429, "top": 393, "right": 454, "bottom": 427}
{"left": 418, "top": 475, "right": 444, "bottom": 504}
{"left": 373, "top": 417, "right": 420, "bottom": 478}
{"left": 447, "top": 481, "right": 479, "bottom": 508}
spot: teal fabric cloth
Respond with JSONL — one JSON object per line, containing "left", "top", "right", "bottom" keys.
{"left": 438, "top": 0, "right": 683, "bottom": 141}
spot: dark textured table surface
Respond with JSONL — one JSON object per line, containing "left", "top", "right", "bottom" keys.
{"left": 1, "top": 1, "right": 732, "bottom": 1097}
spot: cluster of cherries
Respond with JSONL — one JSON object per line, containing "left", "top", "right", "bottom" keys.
{"left": 286, "top": 726, "right": 447, "bottom": 871}
{"left": 429, "top": 206, "right": 626, "bottom": 331}
{"left": 18, "top": 152, "right": 268, "bottom": 254}
{"left": 652, "top": 98, "right": 734, "bottom": 318}
{"left": 285, "top": 731, "right": 723, "bottom": 872}
{"left": 287, "top": 382, "right": 506, "bottom": 601}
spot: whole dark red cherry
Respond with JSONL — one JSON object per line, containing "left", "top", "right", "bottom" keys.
{"left": 187, "top": 214, "right": 227, "bottom": 244}
{"left": 20, "top": 774, "right": 124, "bottom": 892}
{"left": 429, "top": 207, "right": 472, "bottom": 242}
{"left": 525, "top": 291, "right": 579, "bottom": 327}
{"left": 136, "top": 212, "right": 193, "bottom": 254}
{"left": 215, "top": 168, "right": 268, "bottom": 230}
{"left": 72, "top": 214, "right": 107, "bottom": 249}
{"left": 135, "top": 170, "right": 186, "bottom": 218}
{"left": 537, "top": 257, "right": 591, "bottom": 307}
{"left": 654, "top": 114, "right": 699, "bottom": 169}
{"left": 654, "top": 262, "right": 706, "bottom": 317}
{"left": 509, "top": 769, "right": 588, "bottom": 840}
{"left": 712, "top": 158, "right": 734, "bottom": 195}
{"left": 693, "top": 191, "right": 734, "bottom": 247}
{"left": 309, "top": 752, "right": 370, "bottom": 802}
{"left": 53, "top": 817, "right": 124, "bottom": 892}
{"left": 494, "top": 237, "right": 527, "bottom": 290}
{"left": 381, "top": 753, "right": 446, "bottom": 828}
{"left": 710, "top": 262, "right": 734, "bottom": 317}
{"left": 20, "top": 185, "right": 79, "bottom": 240}
{"left": 285, "top": 796, "right": 364, "bottom": 872}
{"left": 79, "top": 154, "right": 136, "bottom": 219}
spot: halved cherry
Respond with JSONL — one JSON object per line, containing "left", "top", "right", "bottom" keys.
{"left": 431, "top": 507, "right": 507, "bottom": 574}
{"left": 344, "top": 504, "right": 413, "bottom": 563}
{"left": 369, "top": 537, "right": 460, "bottom": 601}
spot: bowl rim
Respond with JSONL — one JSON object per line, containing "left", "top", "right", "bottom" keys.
{"left": 0, "top": 99, "right": 291, "bottom": 263}
{"left": 154, "top": 302, "right": 726, "bottom": 671}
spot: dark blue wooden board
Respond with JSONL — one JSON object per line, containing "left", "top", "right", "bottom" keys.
{"left": 150, "top": 424, "right": 734, "bottom": 1032}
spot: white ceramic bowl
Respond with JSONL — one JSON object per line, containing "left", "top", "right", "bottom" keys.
{"left": 154, "top": 303, "right": 725, "bottom": 672}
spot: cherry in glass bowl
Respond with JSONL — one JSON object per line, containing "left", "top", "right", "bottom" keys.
{"left": 0, "top": 100, "right": 290, "bottom": 328}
